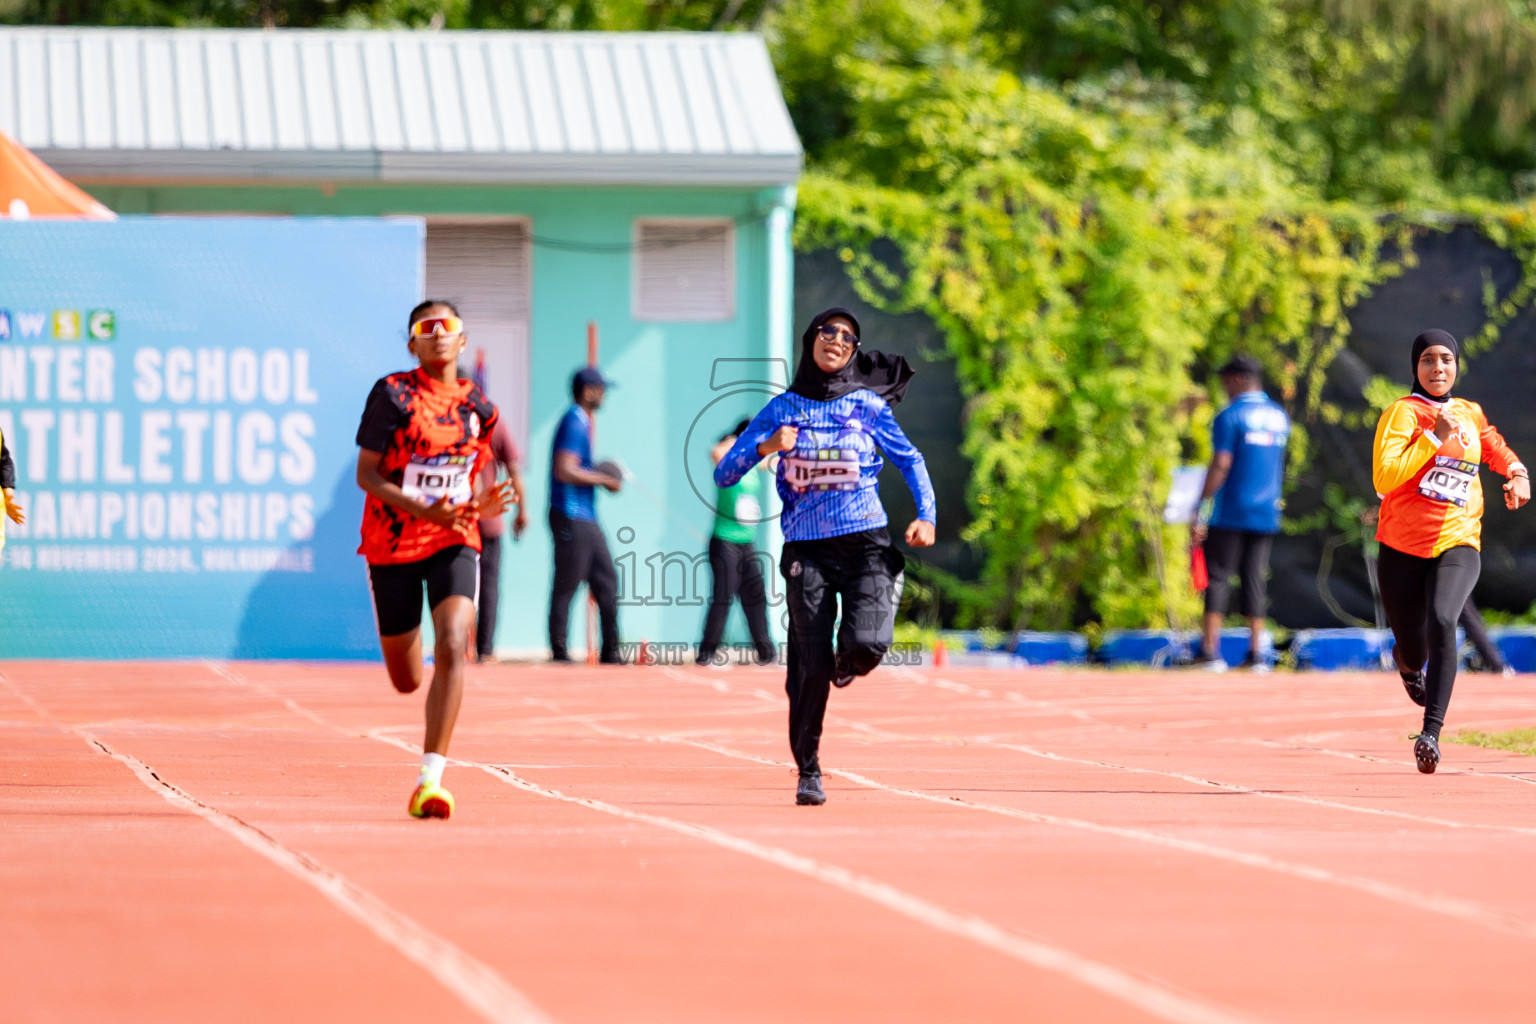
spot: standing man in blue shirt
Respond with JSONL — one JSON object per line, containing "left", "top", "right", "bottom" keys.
{"left": 548, "top": 366, "right": 623, "bottom": 663}
{"left": 1191, "top": 354, "right": 1290, "bottom": 671}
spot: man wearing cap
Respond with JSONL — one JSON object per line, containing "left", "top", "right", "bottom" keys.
{"left": 548, "top": 366, "right": 624, "bottom": 663}
{"left": 1191, "top": 353, "right": 1291, "bottom": 671}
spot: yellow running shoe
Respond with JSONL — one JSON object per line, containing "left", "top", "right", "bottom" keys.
{"left": 408, "top": 781, "right": 455, "bottom": 819}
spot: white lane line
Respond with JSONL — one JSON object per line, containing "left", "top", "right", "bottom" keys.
{"left": 205, "top": 661, "right": 335, "bottom": 730}
{"left": 869, "top": 671, "right": 1536, "bottom": 835}
{"left": 1246, "top": 737, "right": 1536, "bottom": 789}
{"left": 914, "top": 671, "right": 1417, "bottom": 728}
{"left": 660, "top": 666, "right": 780, "bottom": 703}
{"left": 578, "top": 722, "right": 1536, "bottom": 945}
{"left": 841, "top": 721, "right": 1536, "bottom": 838}
{"left": 366, "top": 732, "right": 1257, "bottom": 1024}
{"left": 3, "top": 673, "right": 557, "bottom": 1024}
{"left": 663, "top": 666, "right": 1536, "bottom": 837}
{"left": 658, "top": 668, "right": 1536, "bottom": 840}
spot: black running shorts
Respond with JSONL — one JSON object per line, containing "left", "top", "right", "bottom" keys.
{"left": 368, "top": 544, "right": 479, "bottom": 637}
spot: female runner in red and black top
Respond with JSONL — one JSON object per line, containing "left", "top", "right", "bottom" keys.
{"left": 355, "top": 300, "right": 511, "bottom": 819}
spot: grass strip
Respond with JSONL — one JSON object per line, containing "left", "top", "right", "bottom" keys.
{"left": 1448, "top": 728, "right": 1536, "bottom": 756}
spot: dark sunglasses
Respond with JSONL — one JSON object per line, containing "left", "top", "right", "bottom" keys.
{"left": 816, "top": 323, "right": 859, "bottom": 345}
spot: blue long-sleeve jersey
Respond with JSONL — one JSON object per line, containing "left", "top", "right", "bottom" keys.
{"left": 714, "top": 389, "right": 936, "bottom": 543}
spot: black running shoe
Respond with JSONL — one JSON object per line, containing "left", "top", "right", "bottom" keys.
{"left": 833, "top": 672, "right": 855, "bottom": 688}
{"left": 1414, "top": 734, "right": 1440, "bottom": 774}
{"left": 796, "top": 772, "right": 826, "bottom": 805}
{"left": 1393, "top": 648, "right": 1427, "bottom": 706}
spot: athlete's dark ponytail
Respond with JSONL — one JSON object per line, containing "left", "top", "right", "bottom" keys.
{"left": 408, "top": 299, "right": 461, "bottom": 330}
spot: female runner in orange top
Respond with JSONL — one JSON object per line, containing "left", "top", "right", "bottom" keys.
{"left": 1372, "top": 329, "right": 1529, "bottom": 774}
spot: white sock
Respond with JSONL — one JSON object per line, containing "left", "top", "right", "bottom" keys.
{"left": 417, "top": 752, "right": 446, "bottom": 787}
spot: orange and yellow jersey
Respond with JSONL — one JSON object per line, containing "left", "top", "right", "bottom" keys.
{"left": 1373, "top": 395, "right": 1525, "bottom": 558}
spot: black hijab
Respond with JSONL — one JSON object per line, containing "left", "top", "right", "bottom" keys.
{"left": 788, "top": 307, "right": 915, "bottom": 407}
{"left": 1410, "top": 328, "right": 1459, "bottom": 404}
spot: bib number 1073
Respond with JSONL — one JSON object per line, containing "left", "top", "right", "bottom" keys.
{"left": 1419, "top": 456, "right": 1478, "bottom": 507}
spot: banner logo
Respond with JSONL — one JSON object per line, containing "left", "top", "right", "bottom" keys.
{"left": 0, "top": 308, "right": 116, "bottom": 341}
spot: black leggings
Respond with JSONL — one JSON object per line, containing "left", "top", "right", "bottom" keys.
{"left": 699, "top": 537, "right": 775, "bottom": 664}
{"left": 781, "top": 529, "right": 904, "bottom": 774}
{"left": 1376, "top": 543, "right": 1481, "bottom": 739}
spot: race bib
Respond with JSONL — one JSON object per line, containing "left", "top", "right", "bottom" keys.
{"left": 401, "top": 454, "right": 474, "bottom": 505}
{"left": 1418, "top": 456, "right": 1477, "bottom": 507}
{"left": 783, "top": 449, "right": 861, "bottom": 493}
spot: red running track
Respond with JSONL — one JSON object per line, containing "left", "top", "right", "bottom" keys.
{"left": 6, "top": 659, "right": 1536, "bottom": 1023}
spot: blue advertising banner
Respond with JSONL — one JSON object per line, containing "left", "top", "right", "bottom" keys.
{"left": 0, "top": 217, "right": 424, "bottom": 659}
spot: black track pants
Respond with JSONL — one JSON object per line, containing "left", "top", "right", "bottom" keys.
{"left": 781, "top": 529, "right": 904, "bottom": 775}
{"left": 1458, "top": 600, "right": 1506, "bottom": 672}
{"left": 1202, "top": 527, "right": 1273, "bottom": 619}
{"left": 476, "top": 533, "right": 502, "bottom": 658}
{"left": 1376, "top": 542, "right": 1481, "bottom": 739}
{"left": 548, "top": 509, "right": 620, "bottom": 661}
{"left": 698, "top": 537, "right": 775, "bottom": 663}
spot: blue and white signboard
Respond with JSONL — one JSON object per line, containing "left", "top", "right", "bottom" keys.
{"left": 0, "top": 218, "right": 423, "bottom": 658}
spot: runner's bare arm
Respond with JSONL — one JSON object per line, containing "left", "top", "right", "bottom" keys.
{"left": 469, "top": 479, "right": 517, "bottom": 522}
{"left": 356, "top": 448, "right": 477, "bottom": 536}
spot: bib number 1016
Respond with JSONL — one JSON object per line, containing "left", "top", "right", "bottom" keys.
{"left": 402, "top": 457, "right": 473, "bottom": 505}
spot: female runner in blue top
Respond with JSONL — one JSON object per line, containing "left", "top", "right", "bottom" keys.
{"left": 715, "top": 308, "right": 936, "bottom": 805}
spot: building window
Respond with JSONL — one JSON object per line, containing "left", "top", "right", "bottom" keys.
{"left": 425, "top": 220, "right": 533, "bottom": 457}
{"left": 632, "top": 219, "right": 735, "bottom": 322}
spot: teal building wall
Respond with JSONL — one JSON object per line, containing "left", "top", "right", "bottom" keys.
{"left": 82, "top": 181, "right": 798, "bottom": 656}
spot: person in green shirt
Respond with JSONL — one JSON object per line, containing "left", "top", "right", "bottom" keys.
{"left": 698, "top": 420, "right": 776, "bottom": 666}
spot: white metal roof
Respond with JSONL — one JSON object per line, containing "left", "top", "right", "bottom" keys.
{"left": 0, "top": 27, "right": 802, "bottom": 186}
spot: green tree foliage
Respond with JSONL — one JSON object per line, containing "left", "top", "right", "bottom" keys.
{"left": 14, "top": 0, "right": 1536, "bottom": 627}
{"left": 0, "top": 0, "right": 769, "bottom": 30}
{"left": 775, "top": 0, "right": 1508, "bottom": 629}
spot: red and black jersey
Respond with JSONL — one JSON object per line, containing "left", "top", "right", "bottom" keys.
{"left": 356, "top": 368, "right": 499, "bottom": 565}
